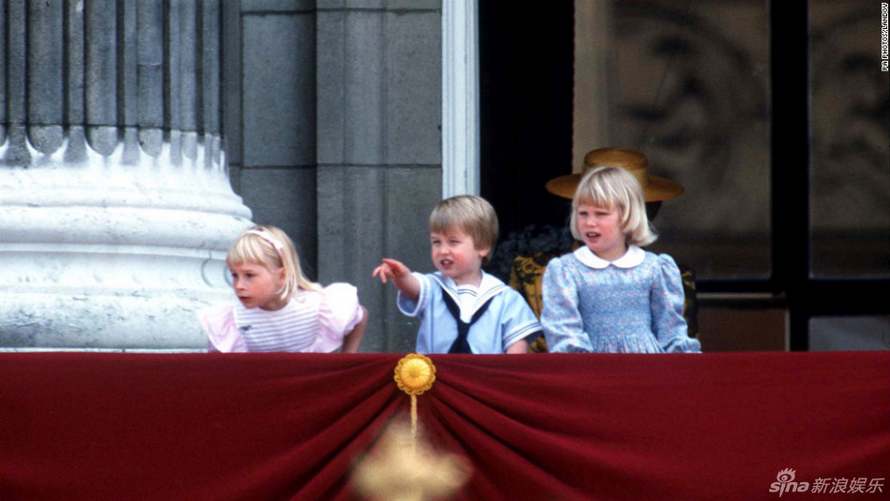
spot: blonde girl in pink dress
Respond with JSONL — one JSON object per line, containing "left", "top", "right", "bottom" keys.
{"left": 198, "top": 225, "right": 367, "bottom": 353}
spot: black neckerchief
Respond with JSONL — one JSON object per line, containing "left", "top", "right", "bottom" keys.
{"left": 440, "top": 286, "right": 496, "bottom": 354}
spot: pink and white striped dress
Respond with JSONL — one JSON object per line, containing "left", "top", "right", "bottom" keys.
{"left": 198, "top": 283, "right": 364, "bottom": 353}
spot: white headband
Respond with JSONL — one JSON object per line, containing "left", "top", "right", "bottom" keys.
{"left": 246, "top": 229, "right": 286, "bottom": 253}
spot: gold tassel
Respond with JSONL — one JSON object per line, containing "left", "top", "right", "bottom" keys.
{"left": 393, "top": 353, "right": 437, "bottom": 450}
{"left": 351, "top": 354, "right": 469, "bottom": 501}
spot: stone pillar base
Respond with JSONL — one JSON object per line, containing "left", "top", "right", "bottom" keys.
{"left": 0, "top": 134, "right": 251, "bottom": 349}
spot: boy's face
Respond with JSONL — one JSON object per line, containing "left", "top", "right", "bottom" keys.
{"left": 430, "top": 227, "right": 489, "bottom": 286}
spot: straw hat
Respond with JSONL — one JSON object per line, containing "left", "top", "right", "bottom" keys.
{"left": 545, "top": 148, "right": 684, "bottom": 202}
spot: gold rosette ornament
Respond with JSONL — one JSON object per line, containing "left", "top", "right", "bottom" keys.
{"left": 393, "top": 353, "right": 436, "bottom": 442}
{"left": 394, "top": 353, "right": 436, "bottom": 395}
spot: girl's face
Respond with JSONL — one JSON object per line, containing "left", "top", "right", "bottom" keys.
{"left": 575, "top": 203, "right": 627, "bottom": 261}
{"left": 229, "top": 261, "right": 287, "bottom": 310}
{"left": 430, "top": 227, "right": 489, "bottom": 286}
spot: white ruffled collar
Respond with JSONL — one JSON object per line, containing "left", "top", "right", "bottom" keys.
{"left": 573, "top": 245, "right": 645, "bottom": 269}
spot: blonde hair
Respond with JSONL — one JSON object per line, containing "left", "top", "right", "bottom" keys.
{"left": 429, "top": 195, "right": 499, "bottom": 262}
{"left": 226, "top": 225, "right": 320, "bottom": 302}
{"left": 570, "top": 166, "right": 657, "bottom": 246}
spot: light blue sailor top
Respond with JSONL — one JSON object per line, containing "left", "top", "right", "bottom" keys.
{"left": 397, "top": 271, "right": 542, "bottom": 354}
{"left": 541, "top": 245, "right": 701, "bottom": 353}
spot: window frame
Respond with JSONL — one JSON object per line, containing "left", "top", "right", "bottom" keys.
{"left": 472, "top": 2, "right": 890, "bottom": 350}
{"left": 696, "top": 2, "right": 890, "bottom": 350}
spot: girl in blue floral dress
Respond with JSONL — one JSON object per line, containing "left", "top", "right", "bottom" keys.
{"left": 541, "top": 165, "right": 701, "bottom": 353}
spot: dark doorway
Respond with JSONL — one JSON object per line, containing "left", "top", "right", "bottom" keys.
{"left": 478, "top": 2, "right": 574, "bottom": 243}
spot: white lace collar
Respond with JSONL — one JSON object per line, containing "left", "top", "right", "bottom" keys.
{"left": 573, "top": 245, "right": 645, "bottom": 269}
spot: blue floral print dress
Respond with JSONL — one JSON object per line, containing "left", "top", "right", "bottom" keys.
{"left": 541, "top": 245, "right": 701, "bottom": 353}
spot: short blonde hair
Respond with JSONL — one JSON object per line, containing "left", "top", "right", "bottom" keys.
{"left": 429, "top": 195, "right": 499, "bottom": 260}
{"left": 570, "top": 166, "right": 657, "bottom": 246}
{"left": 226, "top": 225, "right": 320, "bottom": 303}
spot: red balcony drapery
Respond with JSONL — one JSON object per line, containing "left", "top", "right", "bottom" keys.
{"left": 1, "top": 352, "right": 888, "bottom": 500}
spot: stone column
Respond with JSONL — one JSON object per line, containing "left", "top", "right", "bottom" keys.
{"left": 0, "top": 0, "right": 251, "bottom": 349}
{"left": 235, "top": 0, "right": 318, "bottom": 276}
{"left": 316, "top": 0, "right": 442, "bottom": 352}
{"left": 573, "top": 0, "right": 613, "bottom": 169}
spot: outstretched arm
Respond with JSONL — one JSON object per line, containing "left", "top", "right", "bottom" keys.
{"left": 372, "top": 258, "right": 421, "bottom": 302}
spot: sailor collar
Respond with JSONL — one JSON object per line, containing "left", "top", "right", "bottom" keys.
{"left": 573, "top": 245, "right": 645, "bottom": 269}
{"left": 430, "top": 271, "right": 507, "bottom": 317}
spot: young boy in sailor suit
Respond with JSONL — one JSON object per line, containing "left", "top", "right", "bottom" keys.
{"left": 373, "top": 195, "right": 541, "bottom": 354}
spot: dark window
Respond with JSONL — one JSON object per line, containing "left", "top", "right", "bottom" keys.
{"left": 479, "top": 1, "right": 889, "bottom": 351}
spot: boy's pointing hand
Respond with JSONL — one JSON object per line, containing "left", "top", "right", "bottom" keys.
{"left": 372, "top": 258, "right": 410, "bottom": 283}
